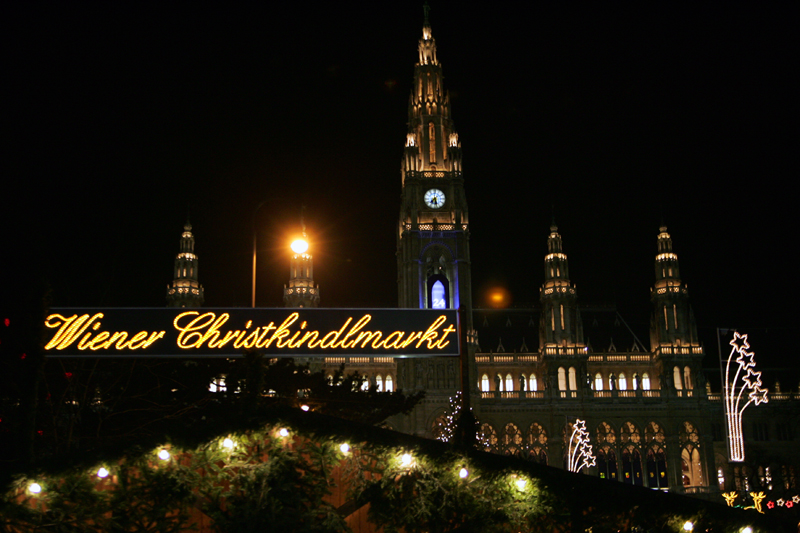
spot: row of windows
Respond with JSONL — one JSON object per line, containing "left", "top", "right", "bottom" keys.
{"left": 479, "top": 366, "right": 694, "bottom": 392}
{"left": 479, "top": 370, "right": 654, "bottom": 392}
{"left": 723, "top": 465, "right": 798, "bottom": 491}
{"left": 463, "top": 420, "right": 702, "bottom": 489}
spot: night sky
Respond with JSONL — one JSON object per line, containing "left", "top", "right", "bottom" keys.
{"left": 5, "top": 3, "right": 797, "bottom": 367}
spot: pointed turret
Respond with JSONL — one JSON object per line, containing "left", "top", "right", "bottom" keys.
{"left": 283, "top": 214, "right": 320, "bottom": 308}
{"left": 649, "top": 226, "right": 698, "bottom": 348}
{"left": 166, "top": 221, "right": 204, "bottom": 307}
{"left": 539, "top": 223, "right": 583, "bottom": 348}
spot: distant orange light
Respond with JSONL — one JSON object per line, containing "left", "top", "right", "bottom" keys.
{"left": 291, "top": 239, "right": 309, "bottom": 254}
{"left": 487, "top": 287, "right": 511, "bottom": 308}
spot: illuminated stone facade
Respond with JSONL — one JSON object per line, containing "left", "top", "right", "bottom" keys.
{"left": 319, "top": 9, "right": 798, "bottom": 498}
{"left": 166, "top": 222, "right": 204, "bottom": 308}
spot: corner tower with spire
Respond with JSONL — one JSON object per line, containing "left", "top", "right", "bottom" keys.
{"left": 539, "top": 223, "right": 583, "bottom": 349}
{"left": 649, "top": 226, "right": 704, "bottom": 395}
{"left": 166, "top": 221, "right": 204, "bottom": 307}
{"left": 396, "top": 5, "right": 476, "bottom": 436}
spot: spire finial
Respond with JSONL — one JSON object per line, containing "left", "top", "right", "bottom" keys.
{"left": 423, "top": 2, "right": 430, "bottom": 26}
{"left": 185, "top": 204, "right": 192, "bottom": 231}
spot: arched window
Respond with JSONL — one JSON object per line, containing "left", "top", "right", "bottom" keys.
{"left": 375, "top": 374, "right": 383, "bottom": 392}
{"left": 673, "top": 366, "right": 683, "bottom": 390}
{"left": 527, "top": 423, "right": 548, "bottom": 465}
{"left": 568, "top": 367, "right": 577, "bottom": 391}
{"left": 481, "top": 374, "right": 490, "bottom": 392}
{"left": 503, "top": 423, "right": 522, "bottom": 456}
{"left": 642, "top": 373, "right": 651, "bottom": 390}
{"left": 385, "top": 374, "right": 393, "bottom": 392}
{"left": 679, "top": 422, "right": 702, "bottom": 487}
{"left": 620, "top": 422, "right": 643, "bottom": 486}
{"left": 505, "top": 374, "right": 514, "bottom": 392}
{"left": 558, "top": 368, "right": 567, "bottom": 391}
{"left": 529, "top": 373, "right": 538, "bottom": 391}
{"left": 431, "top": 280, "right": 446, "bottom": 309}
{"left": 427, "top": 274, "right": 449, "bottom": 309}
{"left": 360, "top": 375, "right": 370, "bottom": 391}
{"left": 618, "top": 373, "right": 627, "bottom": 390}
{"left": 595, "top": 373, "right": 604, "bottom": 391}
{"left": 683, "top": 366, "right": 692, "bottom": 390}
{"left": 478, "top": 423, "right": 497, "bottom": 453}
{"left": 645, "top": 422, "right": 668, "bottom": 489}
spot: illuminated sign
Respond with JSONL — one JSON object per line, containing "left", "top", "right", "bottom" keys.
{"left": 44, "top": 308, "right": 459, "bottom": 358}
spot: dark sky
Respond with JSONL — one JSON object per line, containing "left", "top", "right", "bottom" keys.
{"left": 5, "top": 3, "right": 797, "bottom": 365}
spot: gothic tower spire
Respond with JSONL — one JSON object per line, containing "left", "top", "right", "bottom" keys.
{"left": 539, "top": 223, "right": 583, "bottom": 348}
{"left": 284, "top": 211, "right": 320, "bottom": 308}
{"left": 649, "top": 225, "right": 698, "bottom": 348}
{"left": 395, "top": 5, "right": 476, "bottom": 436}
{"left": 166, "top": 220, "right": 204, "bottom": 307}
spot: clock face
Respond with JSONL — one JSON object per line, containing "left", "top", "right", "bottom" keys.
{"left": 424, "top": 189, "right": 446, "bottom": 209}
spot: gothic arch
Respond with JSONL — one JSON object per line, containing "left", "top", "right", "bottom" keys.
{"left": 679, "top": 421, "right": 703, "bottom": 487}
{"left": 419, "top": 241, "right": 455, "bottom": 262}
{"left": 526, "top": 422, "right": 548, "bottom": 464}
{"left": 502, "top": 422, "right": 523, "bottom": 456}
{"left": 478, "top": 422, "right": 498, "bottom": 453}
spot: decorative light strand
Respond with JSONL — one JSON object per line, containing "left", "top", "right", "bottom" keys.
{"left": 723, "top": 332, "right": 768, "bottom": 462}
{"left": 566, "top": 418, "right": 595, "bottom": 473}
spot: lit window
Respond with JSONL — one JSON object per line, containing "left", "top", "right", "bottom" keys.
{"left": 618, "top": 373, "right": 627, "bottom": 390}
{"left": 505, "top": 374, "right": 514, "bottom": 392}
{"left": 385, "top": 374, "right": 393, "bottom": 392}
{"left": 642, "top": 373, "right": 650, "bottom": 390}
{"left": 431, "top": 280, "right": 446, "bottom": 309}
{"left": 376, "top": 374, "right": 383, "bottom": 392}
{"left": 481, "top": 374, "right": 489, "bottom": 392}
{"left": 558, "top": 368, "right": 567, "bottom": 391}
{"left": 361, "top": 375, "right": 370, "bottom": 391}
{"left": 529, "top": 373, "right": 537, "bottom": 391}
{"left": 673, "top": 366, "right": 683, "bottom": 390}
{"left": 568, "top": 367, "right": 577, "bottom": 391}
{"left": 683, "top": 366, "right": 692, "bottom": 390}
{"left": 595, "top": 373, "right": 603, "bottom": 391}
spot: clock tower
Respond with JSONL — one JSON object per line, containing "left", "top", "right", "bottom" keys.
{"left": 395, "top": 5, "right": 476, "bottom": 436}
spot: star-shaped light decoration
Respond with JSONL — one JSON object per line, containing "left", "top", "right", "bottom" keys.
{"left": 777, "top": 499, "right": 785, "bottom": 507}
{"left": 723, "top": 331, "right": 768, "bottom": 462}
{"left": 792, "top": 495, "right": 800, "bottom": 504}
{"left": 766, "top": 501, "right": 774, "bottom": 509}
{"left": 730, "top": 331, "right": 750, "bottom": 352}
{"left": 567, "top": 418, "right": 595, "bottom": 473}
{"left": 748, "top": 387, "right": 769, "bottom": 405}
{"left": 735, "top": 349, "right": 756, "bottom": 369}
{"left": 742, "top": 369, "right": 762, "bottom": 389}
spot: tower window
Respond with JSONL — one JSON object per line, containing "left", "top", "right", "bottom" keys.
{"left": 431, "top": 280, "right": 445, "bottom": 309}
{"left": 427, "top": 274, "right": 449, "bottom": 309}
{"left": 481, "top": 374, "right": 489, "bottom": 392}
{"left": 642, "top": 373, "right": 651, "bottom": 390}
{"left": 428, "top": 122, "right": 436, "bottom": 163}
{"left": 529, "top": 373, "right": 537, "bottom": 391}
{"left": 673, "top": 304, "right": 678, "bottom": 329}
{"left": 619, "top": 373, "right": 627, "bottom": 391}
{"left": 568, "top": 367, "right": 577, "bottom": 391}
{"left": 595, "top": 373, "right": 604, "bottom": 391}
{"left": 673, "top": 366, "right": 683, "bottom": 390}
{"left": 560, "top": 304, "right": 565, "bottom": 331}
{"left": 557, "top": 368, "right": 566, "bottom": 391}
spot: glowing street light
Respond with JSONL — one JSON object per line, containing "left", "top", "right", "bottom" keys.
{"left": 291, "top": 238, "right": 309, "bottom": 254}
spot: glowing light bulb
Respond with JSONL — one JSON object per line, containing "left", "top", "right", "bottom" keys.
{"left": 158, "top": 449, "right": 170, "bottom": 460}
{"left": 683, "top": 521, "right": 693, "bottom": 532}
{"left": 741, "top": 528, "right": 752, "bottom": 533}
{"left": 340, "top": 443, "right": 350, "bottom": 453}
{"left": 291, "top": 239, "right": 309, "bottom": 254}
{"left": 401, "top": 453, "right": 413, "bottom": 466}
{"left": 459, "top": 468, "right": 469, "bottom": 479}
{"left": 222, "top": 438, "right": 234, "bottom": 449}
{"left": 28, "top": 483, "right": 42, "bottom": 494}
{"left": 300, "top": 404, "right": 310, "bottom": 412}
{"left": 97, "top": 467, "right": 109, "bottom": 478}
{"left": 515, "top": 478, "right": 527, "bottom": 490}
{"left": 279, "top": 428, "right": 289, "bottom": 437}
